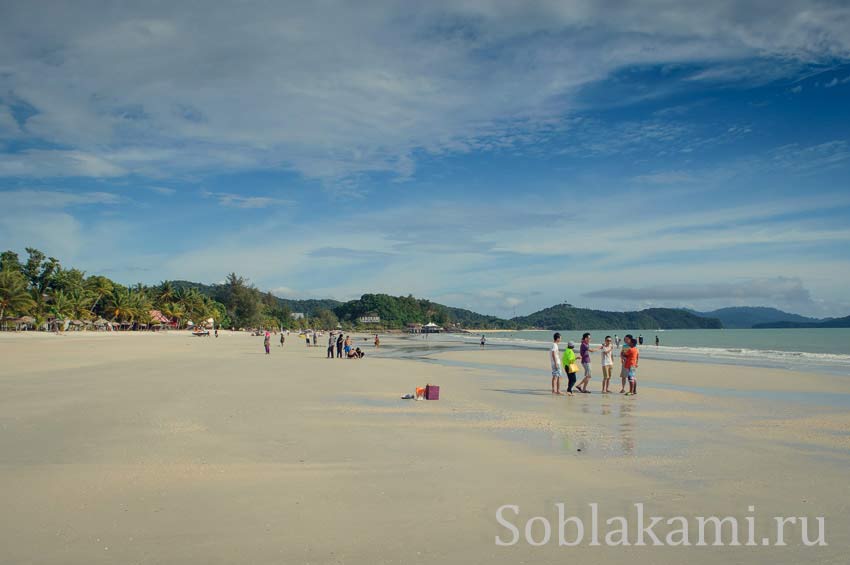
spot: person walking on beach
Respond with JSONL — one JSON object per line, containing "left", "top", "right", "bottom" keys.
{"left": 600, "top": 336, "right": 614, "bottom": 393}
{"left": 480, "top": 335, "right": 486, "bottom": 348}
{"left": 623, "top": 334, "right": 640, "bottom": 396}
{"left": 550, "top": 332, "right": 563, "bottom": 395}
{"left": 280, "top": 333, "right": 285, "bottom": 347}
{"left": 562, "top": 340, "right": 578, "bottom": 396}
{"left": 264, "top": 331, "right": 271, "bottom": 355}
{"left": 655, "top": 335, "right": 660, "bottom": 347}
{"left": 312, "top": 332, "right": 317, "bottom": 347}
{"left": 638, "top": 334, "right": 644, "bottom": 346}
{"left": 575, "top": 332, "right": 599, "bottom": 393}
{"left": 327, "top": 333, "right": 335, "bottom": 358}
{"left": 614, "top": 335, "right": 620, "bottom": 348}
{"left": 336, "top": 333, "right": 344, "bottom": 358}
{"left": 374, "top": 334, "right": 380, "bottom": 349}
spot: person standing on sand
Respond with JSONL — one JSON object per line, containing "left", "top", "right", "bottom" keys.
{"left": 562, "top": 340, "right": 578, "bottom": 396}
{"left": 638, "top": 334, "right": 644, "bottom": 346}
{"left": 575, "top": 332, "right": 599, "bottom": 393}
{"left": 655, "top": 335, "right": 660, "bottom": 347}
{"left": 550, "top": 332, "right": 563, "bottom": 395}
{"left": 264, "top": 331, "right": 271, "bottom": 355}
{"left": 614, "top": 335, "right": 620, "bottom": 348}
{"left": 280, "top": 333, "right": 285, "bottom": 347}
{"left": 312, "top": 332, "right": 317, "bottom": 347}
{"left": 480, "top": 335, "right": 486, "bottom": 348}
{"left": 328, "top": 332, "right": 335, "bottom": 358}
{"left": 619, "top": 340, "right": 630, "bottom": 393}
{"left": 623, "top": 334, "right": 639, "bottom": 396}
{"left": 336, "top": 333, "right": 344, "bottom": 358}
{"left": 600, "top": 336, "right": 614, "bottom": 393}
{"left": 374, "top": 334, "right": 380, "bottom": 348}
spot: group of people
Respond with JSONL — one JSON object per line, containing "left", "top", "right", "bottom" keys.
{"left": 326, "top": 332, "right": 366, "bottom": 359}
{"left": 262, "top": 329, "right": 378, "bottom": 359}
{"left": 550, "top": 332, "right": 639, "bottom": 397}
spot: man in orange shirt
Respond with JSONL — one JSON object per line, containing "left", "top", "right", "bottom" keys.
{"left": 623, "top": 334, "right": 639, "bottom": 396}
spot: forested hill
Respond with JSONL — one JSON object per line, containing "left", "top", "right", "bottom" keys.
{"left": 691, "top": 307, "right": 823, "bottom": 329}
{"left": 174, "top": 284, "right": 722, "bottom": 330}
{"left": 753, "top": 315, "right": 850, "bottom": 329}
{"left": 512, "top": 304, "right": 722, "bottom": 330}
{"left": 171, "top": 280, "right": 341, "bottom": 316}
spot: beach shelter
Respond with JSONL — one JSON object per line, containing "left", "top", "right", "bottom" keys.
{"left": 422, "top": 322, "right": 443, "bottom": 334}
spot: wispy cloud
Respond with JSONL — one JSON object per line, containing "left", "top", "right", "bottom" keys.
{"left": 1, "top": 1, "right": 848, "bottom": 184}
{"left": 583, "top": 277, "right": 811, "bottom": 302}
{"left": 201, "top": 190, "right": 292, "bottom": 209}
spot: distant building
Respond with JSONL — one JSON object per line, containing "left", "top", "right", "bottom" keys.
{"left": 422, "top": 322, "right": 443, "bottom": 333}
{"left": 290, "top": 312, "right": 305, "bottom": 320}
{"left": 358, "top": 314, "right": 381, "bottom": 324}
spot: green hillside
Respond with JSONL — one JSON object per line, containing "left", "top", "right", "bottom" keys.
{"left": 692, "top": 307, "right": 822, "bottom": 329}
{"left": 512, "top": 304, "right": 721, "bottom": 330}
{"left": 753, "top": 316, "right": 850, "bottom": 329}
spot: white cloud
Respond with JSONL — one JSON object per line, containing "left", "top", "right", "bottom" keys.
{"left": 200, "top": 190, "right": 292, "bottom": 209}
{"left": 1, "top": 1, "right": 848, "bottom": 183}
{"left": 0, "top": 189, "right": 121, "bottom": 260}
{"left": 0, "top": 150, "right": 126, "bottom": 177}
{"left": 584, "top": 277, "right": 812, "bottom": 302}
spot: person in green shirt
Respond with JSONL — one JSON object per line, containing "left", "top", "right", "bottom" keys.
{"left": 561, "top": 341, "right": 578, "bottom": 396}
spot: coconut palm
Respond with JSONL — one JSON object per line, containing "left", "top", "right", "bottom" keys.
{"left": 161, "top": 302, "right": 185, "bottom": 328}
{"left": 157, "top": 281, "right": 175, "bottom": 304}
{"left": 85, "top": 276, "right": 114, "bottom": 315}
{"left": 68, "top": 288, "right": 95, "bottom": 320}
{"left": 50, "top": 290, "right": 73, "bottom": 319}
{"left": 108, "top": 288, "right": 134, "bottom": 321}
{"left": 0, "top": 269, "right": 35, "bottom": 320}
{"left": 129, "top": 289, "right": 152, "bottom": 320}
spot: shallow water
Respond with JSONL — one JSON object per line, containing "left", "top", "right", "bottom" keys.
{"left": 387, "top": 329, "right": 850, "bottom": 375}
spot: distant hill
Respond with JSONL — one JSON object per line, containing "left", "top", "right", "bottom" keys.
{"left": 278, "top": 298, "right": 343, "bottom": 315}
{"left": 172, "top": 281, "right": 720, "bottom": 330}
{"left": 172, "top": 280, "right": 341, "bottom": 316}
{"left": 753, "top": 315, "right": 850, "bottom": 329}
{"left": 512, "top": 304, "right": 721, "bottom": 330}
{"left": 691, "top": 307, "right": 823, "bottom": 329}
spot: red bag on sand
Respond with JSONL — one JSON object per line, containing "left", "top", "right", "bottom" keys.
{"left": 425, "top": 384, "right": 440, "bottom": 400}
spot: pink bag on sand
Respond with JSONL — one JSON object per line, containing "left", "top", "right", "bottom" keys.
{"left": 425, "top": 384, "right": 440, "bottom": 400}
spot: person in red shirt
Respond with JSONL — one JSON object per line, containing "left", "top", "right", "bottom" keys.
{"left": 623, "top": 334, "right": 640, "bottom": 396}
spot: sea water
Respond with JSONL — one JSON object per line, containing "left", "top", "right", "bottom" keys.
{"left": 433, "top": 328, "right": 850, "bottom": 376}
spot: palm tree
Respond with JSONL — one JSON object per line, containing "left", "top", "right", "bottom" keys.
{"left": 157, "top": 281, "right": 175, "bottom": 304}
{"left": 161, "top": 302, "right": 185, "bottom": 328}
{"left": 108, "top": 288, "right": 134, "bottom": 321}
{"left": 129, "top": 289, "right": 152, "bottom": 321}
{"left": 50, "top": 290, "right": 73, "bottom": 320}
{"left": 0, "top": 269, "right": 35, "bottom": 320}
{"left": 85, "top": 276, "right": 114, "bottom": 315}
{"left": 69, "top": 288, "right": 95, "bottom": 320}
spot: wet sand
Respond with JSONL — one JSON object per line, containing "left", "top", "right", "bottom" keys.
{"left": 0, "top": 331, "right": 848, "bottom": 564}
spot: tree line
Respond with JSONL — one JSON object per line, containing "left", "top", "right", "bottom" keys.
{"left": 0, "top": 248, "right": 337, "bottom": 330}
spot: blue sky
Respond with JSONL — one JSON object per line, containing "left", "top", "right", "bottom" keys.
{"left": 1, "top": 1, "right": 850, "bottom": 317}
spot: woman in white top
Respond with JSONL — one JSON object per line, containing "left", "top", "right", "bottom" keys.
{"left": 600, "top": 336, "right": 615, "bottom": 393}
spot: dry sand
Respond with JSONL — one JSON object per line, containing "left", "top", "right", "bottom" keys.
{"left": 1, "top": 331, "right": 848, "bottom": 564}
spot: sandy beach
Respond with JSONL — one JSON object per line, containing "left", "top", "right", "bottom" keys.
{"left": 1, "top": 331, "right": 848, "bottom": 564}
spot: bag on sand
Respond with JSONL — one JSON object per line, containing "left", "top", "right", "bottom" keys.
{"left": 425, "top": 384, "right": 440, "bottom": 400}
